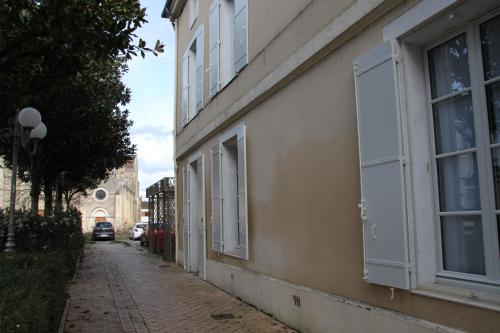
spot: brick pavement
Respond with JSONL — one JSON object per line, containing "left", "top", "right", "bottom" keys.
{"left": 63, "top": 242, "right": 295, "bottom": 333}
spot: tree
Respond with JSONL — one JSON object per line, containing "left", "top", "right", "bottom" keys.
{"left": 0, "top": 0, "right": 163, "bottom": 212}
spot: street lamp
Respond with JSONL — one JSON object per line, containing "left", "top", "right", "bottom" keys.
{"left": 0, "top": 107, "right": 47, "bottom": 253}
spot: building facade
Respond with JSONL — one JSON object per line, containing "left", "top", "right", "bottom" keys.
{"left": 0, "top": 158, "right": 140, "bottom": 234}
{"left": 78, "top": 158, "right": 140, "bottom": 233}
{"left": 140, "top": 200, "right": 149, "bottom": 223}
{"left": 164, "top": 0, "right": 500, "bottom": 332}
{"left": 0, "top": 161, "right": 36, "bottom": 211}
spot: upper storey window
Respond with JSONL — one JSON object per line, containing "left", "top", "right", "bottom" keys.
{"left": 209, "top": 0, "right": 248, "bottom": 97}
{"left": 182, "top": 27, "right": 204, "bottom": 127}
{"left": 189, "top": 0, "right": 199, "bottom": 28}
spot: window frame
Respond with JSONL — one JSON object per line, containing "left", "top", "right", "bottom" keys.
{"left": 209, "top": 0, "right": 248, "bottom": 97}
{"left": 386, "top": 1, "right": 500, "bottom": 296}
{"left": 423, "top": 18, "right": 500, "bottom": 286}
{"left": 189, "top": 0, "right": 199, "bottom": 29}
{"left": 212, "top": 122, "right": 248, "bottom": 260}
{"left": 93, "top": 188, "right": 109, "bottom": 202}
{"left": 182, "top": 25, "right": 205, "bottom": 127}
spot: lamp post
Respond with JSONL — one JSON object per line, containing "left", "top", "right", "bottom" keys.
{"left": 0, "top": 107, "right": 47, "bottom": 253}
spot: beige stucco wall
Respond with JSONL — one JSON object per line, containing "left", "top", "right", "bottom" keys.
{"left": 173, "top": 1, "right": 500, "bottom": 332}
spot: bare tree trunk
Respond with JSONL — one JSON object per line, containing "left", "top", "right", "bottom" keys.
{"left": 54, "top": 183, "right": 63, "bottom": 214}
{"left": 30, "top": 164, "right": 41, "bottom": 214}
{"left": 44, "top": 184, "right": 53, "bottom": 216}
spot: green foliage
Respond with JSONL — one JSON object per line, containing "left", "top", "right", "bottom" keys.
{"left": 0, "top": 252, "right": 69, "bottom": 333}
{"left": 0, "top": 0, "right": 164, "bottom": 200}
{"left": 0, "top": 210, "right": 84, "bottom": 332}
{"left": 0, "top": 209, "right": 84, "bottom": 270}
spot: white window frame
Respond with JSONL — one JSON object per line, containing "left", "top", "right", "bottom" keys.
{"left": 383, "top": 0, "right": 500, "bottom": 303}
{"left": 209, "top": 0, "right": 248, "bottom": 96}
{"left": 423, "top": 22, "right": 500, "bottom": 286}
{"left": 189, "top": 0, "right": 199, "bottom": 29}
{"left": 182, "top": 25, "right": 204, "bottom": 127}
{"left": 214, "top": 122, "right": 248, "bottom": 259}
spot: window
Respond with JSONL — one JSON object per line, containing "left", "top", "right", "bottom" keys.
{"left": 354, "top": 1, "right": 500, "bottom": 293}
{"left": 209, "top": 0, "right": 248, "bottom": 97}
{"left": 425, "top": 15, "right": 500, "bottom": 281}
{"left": 182, "top": 27, "right": 204, "bottom": 127}
{"left": 189, "top": 0, "right": 199, "bottom": 28}
{"left": 94, "top": 188, "right": 108, "bottom": 202}
{"left": 211, "top": 122, "right": 248, "bottom": 259}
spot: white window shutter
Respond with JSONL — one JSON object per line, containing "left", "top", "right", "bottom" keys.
{"left": 237, "top": 126, "right": 248, "bottom": 260}
{"left": 211, "top": 144, "right": 223, "bottom": 252}
{"left": 233, "top": 0, "right": 247, "bottom": 74}
{"left": 197, "top": 156, "right": 205, "bottom": 279}
{"left": 209, "top": 1, "right": 220, "bottom": 97}
{"left": 353, "top": 40, "right": 409, "bottom": 290}
{"left": 182, "top": 52, "right": 189, "bottom": 127}
{"left": 195, "top": 32, "right": 204, "bottom": 112}
{"left": 182, "top": 166, "right": 190, "bottom": 269}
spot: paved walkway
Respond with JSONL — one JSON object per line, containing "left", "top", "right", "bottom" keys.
{"left": 62, "top": 242, "right": 295, "bottom": 333}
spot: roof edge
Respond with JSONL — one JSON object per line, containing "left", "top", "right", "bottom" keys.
{"left": 161, "top": 0, "right": 186, "bottom": 21}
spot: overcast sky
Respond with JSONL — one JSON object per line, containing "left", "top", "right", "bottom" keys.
{"left": 123, "top": 0, "right": 176, "bottom": 200}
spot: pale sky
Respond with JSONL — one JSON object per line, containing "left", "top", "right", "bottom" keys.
{"left": 123, "top": 0, "right": 176, "bottom": 200}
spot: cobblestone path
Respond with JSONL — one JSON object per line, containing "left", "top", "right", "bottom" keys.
{"left": 63, "top": 242, "right": 295, "bottom": 333}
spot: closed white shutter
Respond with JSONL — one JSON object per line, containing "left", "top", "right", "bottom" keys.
{"left": 182, "top": 52, "right": 189, "bottom": 126}
{"left": 353, "top": 40, "right": 409, "bottom": 290}
{"left": 233, "top": 0, "right": 247, "bottom": 74}
{"left": 182, "top": 166, "right": 190, "bottom": 270}
{"left": 237, "top": 126, "right": 248, "bottom": 260}
{"left": 196, "top": 157, "right": 205, "bottom": 277}
{"left": 209, "top": 0, "right": 220, "bottom": 97}
{"left": 211, "top": 144, "right": 223, "bottom": 252}
{"left": 195, "top": 31, "right": 204, "bottom": 112}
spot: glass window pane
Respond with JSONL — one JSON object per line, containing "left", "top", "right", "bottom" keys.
{"left": 429, "top": 33, "right": 471, "bottom": 99}
{"left": 433, "top": 93, "right": 475, "bottom": 154}
{"left": 491, "top": 147, "right": 500, "bottom": 208}
{"left": 480, "top": 14, "right": 500, "bottom": 80}
{"left": 486, "top": 81, "right": 500, "bottom": 143}
{"left": 441, "top": 215, "right": 485, "bottom": 275}
{"left": 437, "top": 153, "right": 481, "bottom": 211}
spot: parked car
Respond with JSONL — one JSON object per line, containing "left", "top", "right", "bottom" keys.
{"left": 129, "top": 223, "right": 148, "bottom": 240}
{"left": 139, "top": 224, "right": 149, "bottom": 246}
{"left": 92, "top": 221, "right": 115, "bottom": 241}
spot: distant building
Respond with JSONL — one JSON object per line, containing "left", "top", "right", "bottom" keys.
{"left": 77, "top": 157, "right": 140, "bottom": 233}
{"left": 0, "top": 161, "right": 33, "bottom": 211}
{"left": 0, "top": 157, "right": 140, "bottom": 234}
{"left": 140, "top": 200, "right": 149, "bottom": 223}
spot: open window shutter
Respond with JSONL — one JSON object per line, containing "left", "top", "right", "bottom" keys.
{"left": 182, "top": 167, "right": 190, "bottom": 269}
{"left": 233, "top": 0, "right": 247, "bottom": 74}
{"left": 211, "top": 144, "right": 223, "bottom": 252}
{"left": 196, "top": 157, "right": 204, "bottom": 276}
{"left": 353, "top": 40, "right": 409, "bottom": 290}
{"left": 237, "top": 126, "right": 248, "bottom": 260}
{"left": 209, "top": 1, "right": 220, "bottom": 97}
{"left": 182, "top": 52, "right": 190, "bottom": 126}
{"left": 195, "top": 32, "right": 204, "bottom": 112}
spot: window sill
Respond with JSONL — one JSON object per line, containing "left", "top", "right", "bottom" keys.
{"left": 412, "top": 282, "right": 500, "bottom": 313}
{"left": 223, "top": 250, "right": 243, "bottom": 260}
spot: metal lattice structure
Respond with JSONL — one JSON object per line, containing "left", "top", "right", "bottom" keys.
{"left": 146, "top": 177, "right": 175, "bottom": 261}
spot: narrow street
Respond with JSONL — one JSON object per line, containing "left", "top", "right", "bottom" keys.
{"left": 62, "top": 242, "right": 295, "bottom": 333}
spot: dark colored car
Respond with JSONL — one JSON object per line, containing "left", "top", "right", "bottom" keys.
{"left": 92, "top": 221, "right": 115, "bottom": 241}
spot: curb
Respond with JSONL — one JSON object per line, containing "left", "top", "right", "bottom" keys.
{"left": 57, "top": 250, "right": 84, "bottom": 333}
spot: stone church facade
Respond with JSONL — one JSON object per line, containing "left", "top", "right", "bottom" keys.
{"left": 0, "top": 157, "right": 140, "bottom": 234}
{"left": 77, "top": 158, "right": 140, "bottom": 233}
